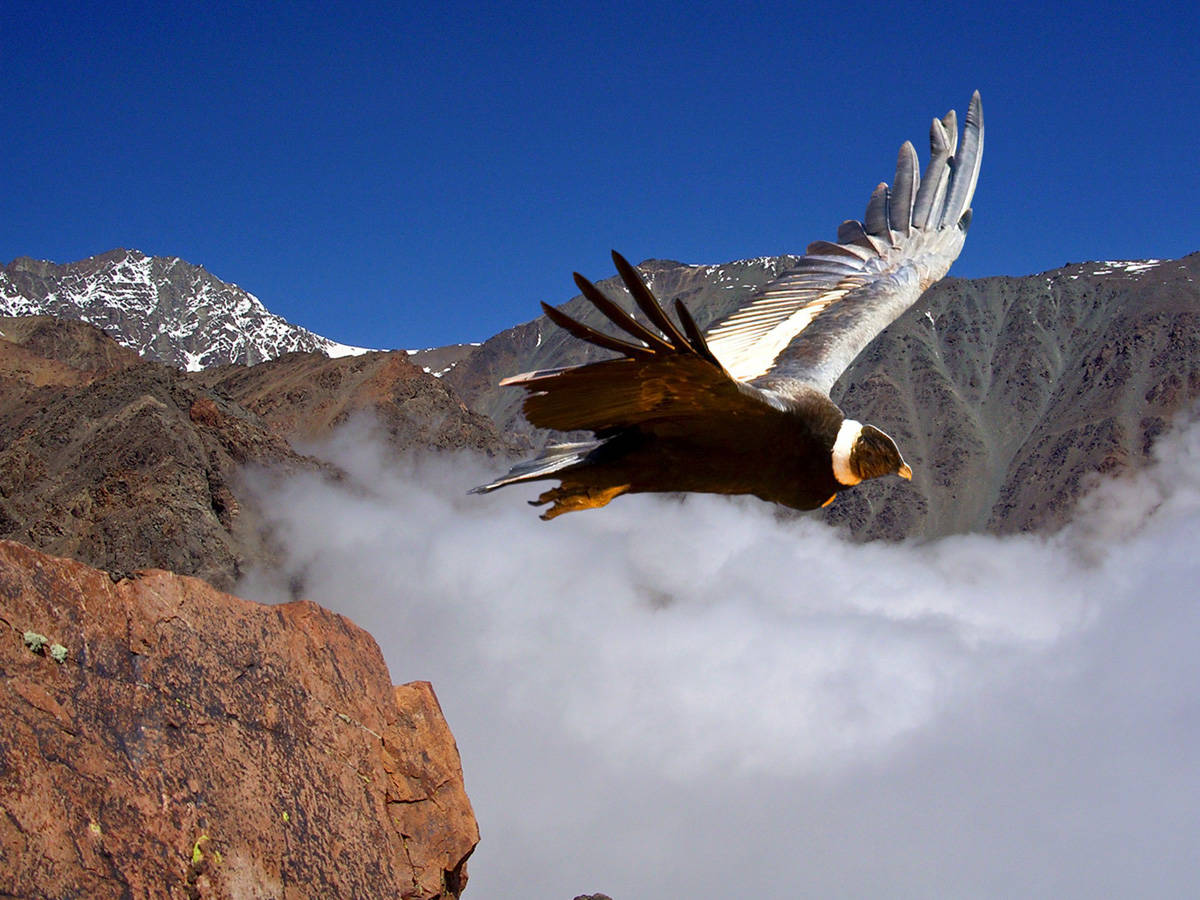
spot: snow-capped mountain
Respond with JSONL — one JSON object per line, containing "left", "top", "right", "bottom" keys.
{"left": 0, "top": 249, "right": 371, "bottom": 370}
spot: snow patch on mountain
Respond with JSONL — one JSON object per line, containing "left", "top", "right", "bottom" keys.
{"left": 0, "top": 249, "right": 375, "bottom": 370}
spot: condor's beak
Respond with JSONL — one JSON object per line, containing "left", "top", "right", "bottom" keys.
{"left": 898, "top": 463, "right": 913, "bottom": 481}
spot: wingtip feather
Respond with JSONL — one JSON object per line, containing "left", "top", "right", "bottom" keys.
{"left": 864, "top": 182, "right": 891, "bottom": 237}
{"left": 942, "top": 91, "right": 984, "bottom": 228}
{"left": 890, "top": 141, "right": 919, "bottom": 236}
{"left": 610, "top": 250, "right": 692, "bottom": 351}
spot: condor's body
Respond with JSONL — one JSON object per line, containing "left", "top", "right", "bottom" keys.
{"left": 474, "top": 93, "right": 982, "bottom": 520}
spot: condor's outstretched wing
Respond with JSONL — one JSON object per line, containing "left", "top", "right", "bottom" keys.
{"left": 705, "top": 91, "right": 983, "bottom": 395}
{"left": 503, "top": 251, "right": 792, "bottom": 437}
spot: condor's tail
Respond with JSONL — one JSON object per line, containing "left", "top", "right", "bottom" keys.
{"left": 469, "top": 440, "right": 603, "bottom": 494}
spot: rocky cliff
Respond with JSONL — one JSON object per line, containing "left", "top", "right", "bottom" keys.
{"left": 0, "top": 540, "right": 477, "bottom": 898}
{"left": 0, "top": 317, "right": 511, "bottom": 591}
{"left": 195, "top": 349, "right": 513, "bottom": 457}
{"left": 0, "top": 325, "right": 315, "bottom": 590}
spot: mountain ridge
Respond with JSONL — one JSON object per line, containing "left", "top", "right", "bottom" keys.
{"left": 4, "top": 245, "right": 1197, "bottom": 546}
{"left": 0, "top": 248, "right": 372, "bottom": 370}
{"left": 0, "top": 313, "right": 512, "bottom": 589}
{"left": 441, "top": 252, "right": 1200, "bottom": 539}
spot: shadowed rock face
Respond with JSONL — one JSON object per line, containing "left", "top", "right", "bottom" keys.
{"left": 0, "top": 319, "right": 512, "bottom": 589}
{"left": 195, "top": 349, "right": 515, "bottom": 457}
{"left": 444, "top": 254, "right": 1200, "bottom": 538}
{"left": 0, "top": 540, "right": 478, "bottom": 898}
{"left": 0, "top": 356, "right": 316, "bottom": 591}
{"left": 825, "top": 256, "right": 1200, "bottom": 539}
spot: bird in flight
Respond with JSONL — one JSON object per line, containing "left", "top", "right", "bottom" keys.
{"left": 474, "top": 92, "right": 983, "bottom": 520}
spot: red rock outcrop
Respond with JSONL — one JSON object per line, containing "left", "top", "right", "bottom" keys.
{"left": 0, "top": 540, "right": 477, "bottom": 898}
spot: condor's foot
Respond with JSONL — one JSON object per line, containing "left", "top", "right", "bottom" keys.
{"left": 530, "top": 484, "right": 629, "bottom": 520}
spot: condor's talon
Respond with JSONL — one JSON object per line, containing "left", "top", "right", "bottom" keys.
{"left": 534, "top": 484, "right": 630, "bottom": 520}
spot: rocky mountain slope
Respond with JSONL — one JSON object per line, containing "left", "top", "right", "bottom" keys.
{"left": 0, "top": 249, "right": 370, "bottom": 370}
{"left": 196, "top": 349, "right": 509, "bottom": 456}
{"left": 0, "top": 314, "right": 141, "bottom": 378}
{"left": 0, "top": 318, "right": 510, "bottom": 589}
{"left": 446, "top": 253, "right": 1200, "bottom": 539}
{"left": 0, "top": 540, "right": 477, "bottom": 898}
{"left": 825, "top": 256, "right": 1200, "bottom": 538}
{"left": 6, "top": 247, "right": 1196, "bottom": 549}
{"left": 0, "top": 329, "right": 313, "bottom": 590}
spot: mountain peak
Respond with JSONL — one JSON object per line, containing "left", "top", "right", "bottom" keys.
{"left": 0, "top": 249, "right": 372, "bottom": 370}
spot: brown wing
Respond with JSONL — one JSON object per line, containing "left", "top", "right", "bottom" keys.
{"left": 504, "top": 251, "right": 790, "bottom": 436}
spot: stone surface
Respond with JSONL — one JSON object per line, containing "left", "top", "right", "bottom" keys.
{"left": 0, "top": 357, "right": 317, "bottom": 591}
{"left": 196, "top": 349, "right": 514, "bottom": 457}
{"left": 0, "top": 320, "right": 512, "bottom": 591}
{"left": 0, "top": 540, "right": 477, "bottom": 898}
{"left": 0, "top": 315, "right": 141, "bottom": 380}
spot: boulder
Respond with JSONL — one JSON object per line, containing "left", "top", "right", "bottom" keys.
{"left": 0, "top": 540, "right": 477, "bottom": 898}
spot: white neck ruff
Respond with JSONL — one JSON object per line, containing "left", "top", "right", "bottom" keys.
{"left": 832, "top": 419, "right": 863, "bottom": 486}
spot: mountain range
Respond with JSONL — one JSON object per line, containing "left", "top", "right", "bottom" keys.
{"left": 446, "top": 252, "right": 1200, "bottom": 539}
{"left": 4, "top": 248, "right": 1198, "bottom": 552}
{"left": 3, "top": 245, "right": 1198, "bottom": 897}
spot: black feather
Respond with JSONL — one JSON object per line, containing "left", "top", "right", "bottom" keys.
{"left": 610, "top": 251, "right": 692, "bottom": 352}
{"left": 539, "top": 302, "right": 653, "bottom": 358}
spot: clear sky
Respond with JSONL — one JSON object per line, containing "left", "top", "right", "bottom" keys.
{"left": 3, "top": 0, "right": 1195, "bottom": 349}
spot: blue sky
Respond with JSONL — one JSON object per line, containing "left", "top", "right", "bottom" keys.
{"left": 3, "top": 0, "right": 1195, "bottom": 349}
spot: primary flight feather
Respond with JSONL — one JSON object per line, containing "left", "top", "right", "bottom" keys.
{"left": 474, "top": 92, "right": 983, "bottom": 520}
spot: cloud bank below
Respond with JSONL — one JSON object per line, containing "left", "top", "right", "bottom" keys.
{"left": 241, "top": 416, "right": 1200, "bottom": 898}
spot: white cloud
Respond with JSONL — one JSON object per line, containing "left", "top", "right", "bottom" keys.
{"left": 241, "top": 415, "right": 1200, "bottom": 898}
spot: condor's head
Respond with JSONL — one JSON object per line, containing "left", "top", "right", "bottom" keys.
{"left": 831, "top": 419, "right": 913, "bottom": 487}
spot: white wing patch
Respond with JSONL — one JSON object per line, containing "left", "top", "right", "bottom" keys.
{"left": 706, "top": 271, "right": 867, "bottom": 381}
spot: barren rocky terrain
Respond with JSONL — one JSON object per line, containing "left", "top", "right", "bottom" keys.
{"left": 0, "top": 540, "right": 477, "bottom": 898}
{"left": 0, "top": 318, "right": 511, "bottom": 590}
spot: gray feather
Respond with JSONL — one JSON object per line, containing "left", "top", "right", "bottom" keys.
{"left": 941, "top": 90, "right": 984, "bottom": 228}
{"left": 941, "top": 109, "right": 958, "bottom": 157}
{"left": 864, "top": 182, "right": 891, "bottom": 237}
{"left": 912, "top": 117, "right": 951, "bottom": 228}
{"left": 890, "top": 141, "right": 919, "bottom": 236}
{"left": 805, "top": 239, "right": 874, "bottom": 262}
{"left": 470, "top": 441, "right": 602, "bottom": 493}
